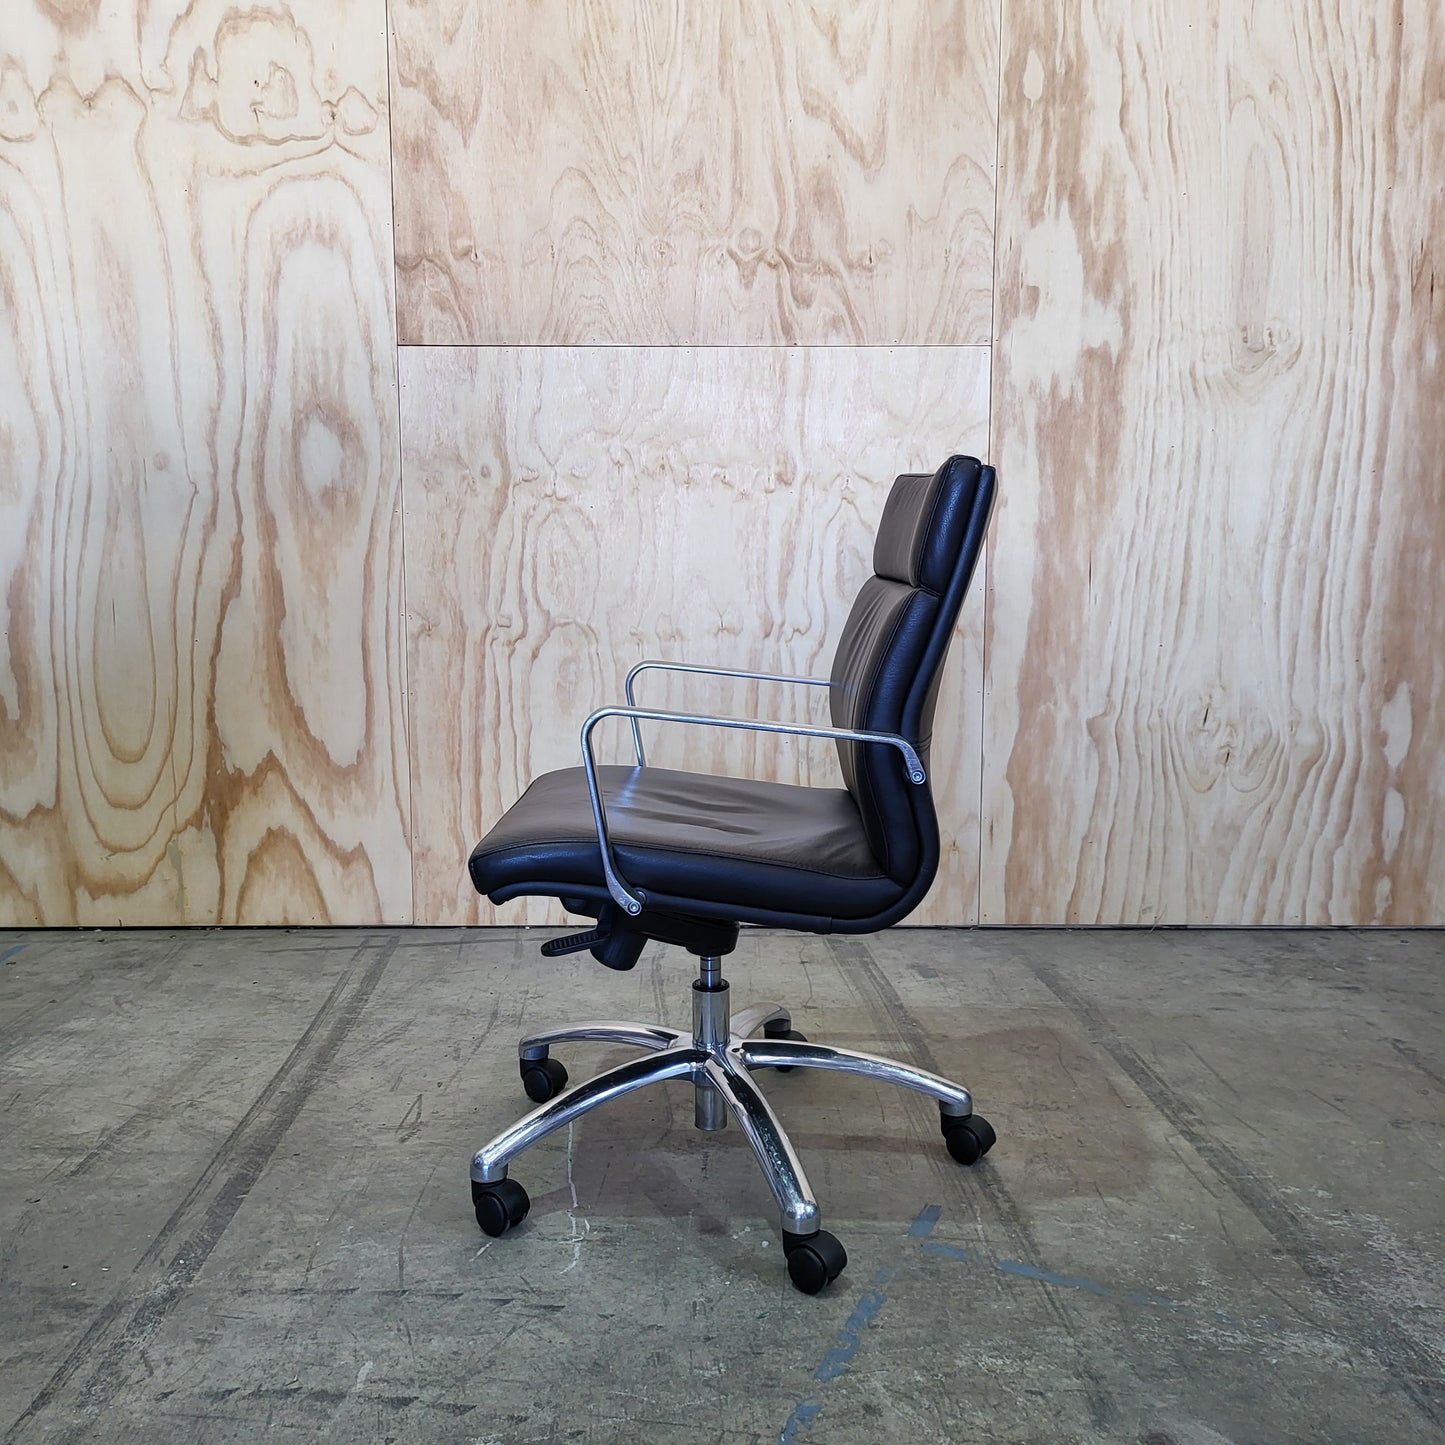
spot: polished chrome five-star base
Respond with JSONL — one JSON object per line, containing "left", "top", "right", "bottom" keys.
{"left": 469, "top": 954, "right": 990, "bottom": 1292}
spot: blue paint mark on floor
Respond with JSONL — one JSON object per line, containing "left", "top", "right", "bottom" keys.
{"left": 907, "top": 1203, "right": 942, "bottom": 1237}
{"left": 918, "top": 1240, "right": 972, "bottom": 1262}
{"left": 994, "top": 1258, "right": 1184, "bottom": 1311}
{"left": 918, "top": 1231, "right": 1267, "bottom": 1332}
{"left": 0, "top": 944, "right": 24, "bottom": 964}
{"left": 778, "top": 1399, "right": 822, "bottom": 1441}
{"left": 777, "top": 1204, "right": 943, "bottom": 1443}
{"left": 777, "top": 1202, "right": 1267, "bottom": 1442}
{"left": 813, "top": 1273, "right": 894, "bottom": 1382}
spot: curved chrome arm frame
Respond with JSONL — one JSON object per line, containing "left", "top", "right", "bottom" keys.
{"left": 623, "top": 660, "right": 832, "bottom": 765}
{"left": 579, "top": 703, "right": 928, "bottom": 915}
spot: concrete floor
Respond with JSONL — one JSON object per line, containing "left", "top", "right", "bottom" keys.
{"left": 0, "top": 927, "right": 1441, "bottom": 1443}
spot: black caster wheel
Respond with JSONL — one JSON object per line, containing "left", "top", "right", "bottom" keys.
{"left": 520, "top": 1056, "right": 568, "bottom": 1103}
{"left": 472, "top": 1178, "right": 530, "bottom": 1237}
{"left": 941, "top": 1111, "right": 997, "bottom": 1166}
{"left": 783, "top": 1228, "right": 848, "bottom": 1295}
{"left": 763, "top": 1018, "right": 807, "bottom": 1073}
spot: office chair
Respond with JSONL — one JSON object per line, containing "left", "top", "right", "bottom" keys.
{"left": 467, "top": 455, "right": 997, "bottom": 1293}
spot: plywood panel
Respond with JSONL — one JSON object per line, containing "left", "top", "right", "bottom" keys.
{"left": 983, "top": 1, "right": 1445, "bottom": 923}
{"left": 402, "top": 347, "right": 990, "bottom": 926}
{"left": 389, "top": 0, "right": 997, "bottom": 345}
{"left": 0, "top": 1, "right": 411, "bottom": 924}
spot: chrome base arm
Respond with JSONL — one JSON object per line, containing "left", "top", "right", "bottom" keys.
{"left": 519, "top": 1020, "right": 683, "bottom": 1061}
{"left": 733, "top": 1038, "right": 973, "bottom": 1117}
{"left": 705, "top": 1055, "right": 819, "bottom": 1233}
{"left": 472, "top": 1047, "right": 703, "bottom": 1184}
{"left": 730, "top": 1002, "right": 790, "bottom": 1040}
{"left": 470, "top": 984, "right": 977, "bottom": 1237}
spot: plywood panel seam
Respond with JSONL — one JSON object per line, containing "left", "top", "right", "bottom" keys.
{"left": 979, "top": 0, "right": 1007, "bottom": 930}
{"left": 988, "top": 0, "right": 1006, "bottom": 369}
{"left": 392, "top": 343, "right": 998, "bottom": 352}
{"left": 381, "top": 0, "right": 417, "bottom": 927}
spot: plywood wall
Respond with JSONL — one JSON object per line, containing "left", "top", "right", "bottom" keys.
{"left": 2, "top": 1, "right": 1441, "bottom": 927}
{"left": 984, "top": 0, "right": 1445, "bottom": 924}
{"left": 389, "top": 0, "right": 998, "bottom": 344}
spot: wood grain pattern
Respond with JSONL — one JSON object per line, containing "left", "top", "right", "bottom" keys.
{"left": 0, "top": 0, "right": 411, "bottom": 924}
{"left": 389, "top": 0, "right": 997, "bottom": 345}
{"left": 983, "top": 0, "right": 1445, "bottom": 923}
{"left": 401, "top": 347, "right": 991, "bottom": 926}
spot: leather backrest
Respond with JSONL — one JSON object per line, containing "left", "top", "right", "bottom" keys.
{"left": 829, "top": 456, "right": 996, "bottom": 883}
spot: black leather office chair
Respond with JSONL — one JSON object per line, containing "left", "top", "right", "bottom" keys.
{"left": 467, "top": 455, "right": 998, "bottom": 1293}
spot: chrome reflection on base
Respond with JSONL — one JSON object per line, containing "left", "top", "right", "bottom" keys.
{"left": 705, "top": 1056, "right": 819, "bottom": 1233}
{"left": 733, "top": 1038, "right": 973, "bottom": 1117}
{"left": 518, "top": 1021, "right": 682, "bottom": 1061}
{"left": 469, "top": 964, "right": 977, "bottom": 1235}
{"left": 693, "top": 1076, "right": 728, "bottom": 1132}
{"left": 472, "top": 1047, "right": 702, "bottom": 1184}
{"left": 690, "top": 960, "right": 731, "bottom": 1130}
{"left": 730, "top": 1002, "right": 790, "bottom": 1039}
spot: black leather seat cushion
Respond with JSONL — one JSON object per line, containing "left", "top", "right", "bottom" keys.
{"left": 469, "top": 765, "right": 903, "bottom": 921}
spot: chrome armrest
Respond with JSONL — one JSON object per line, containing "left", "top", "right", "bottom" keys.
{"left": 579, "top": 704, "right": 927, "bottom": 916}
{"left": 623, "top": 660, "right": 831, "bottom": 765}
